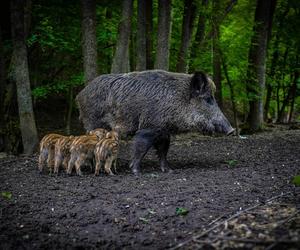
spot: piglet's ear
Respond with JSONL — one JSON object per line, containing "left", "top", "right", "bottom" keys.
{"left": 190, "top": 71, "right": 209, "bottom": 99}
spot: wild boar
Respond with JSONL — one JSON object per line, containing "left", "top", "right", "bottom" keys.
{"left": 67, "top": 135, "right": 99, "bottom": 176}
{"left": 76, "top": 70, "right": 234, "bottom": 175}
{"left": 94, "top": 131, "right": 119, "bottom": 176}
{"left": 53, "top": 135, "right": 75, "bottom": 174}
{"left": 39, "top": 133, "right": 63, "bottom": 173}
{"left": 88, "top": 128, "right": 108, "bottom": 139}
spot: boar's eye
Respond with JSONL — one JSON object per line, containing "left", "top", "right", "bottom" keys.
{"left": 204, "top": 96, "right": 214, "bottom": 105}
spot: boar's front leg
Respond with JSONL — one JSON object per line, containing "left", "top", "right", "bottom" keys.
{"left": 153, "top": 132, "right": 172, "bottom": 173}
{"left": 130, "top": 128, "right": 172, "bottom": 176}
{"left": 130, "top": 129, "right": 155, "bottom": 176}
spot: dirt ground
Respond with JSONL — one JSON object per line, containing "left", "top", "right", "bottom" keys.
{"left": 0, "top": 129, "right": 299, "bottom": 249}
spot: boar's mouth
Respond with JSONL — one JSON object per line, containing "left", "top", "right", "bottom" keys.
{"left": 212, "top": 120, "right": 235, "bottom": 136}
{"left": 226, "top": 127, "right": 235, "bottom": 136}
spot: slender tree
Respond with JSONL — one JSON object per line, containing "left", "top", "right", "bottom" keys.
{"left": 264, "top": 4, "right": 288, "bottom": 120}
{"left": 81, "top": 0, "right": 98, "bottom": 83}
{"left": 277, "top": 69, "right": 298, "bottom": 123}
{"left": 190, "top": 0, "right": 208, "bottom": 62}
{"left": 136, "top": 0, "right": 147, "bottom": 71}
{"left": 176, "top": 0, "right": 197, "bottom": 73}
{"left": 111, "top": 0, "right": 133, "bottom": 73}
{"left": 154, "top": 0, "right": 172, "bottom": 70}
{"left": 11, "top": 0, "right": 38, "bottom": 154}
{"left": 212, "top": 0, "right": 222, "bottom": 109}
{"left": 246, "top": 0, "right": 276, "bottom": 131}
{"left": 0, "top": 27, "right": 5, "bottom": 120}
{"left": 146, "top": 0, "right": 153, "bottom": 69}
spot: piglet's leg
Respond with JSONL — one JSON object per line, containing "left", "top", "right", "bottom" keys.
{"left": 38, "top": 149, "right": 48, "bottom": 173}
{"left": 47, "top": 148, "right": 55, "bottom": 174}
{"left": 104, "top": 157, "right": 114, "bottom": 176}
{"left": 94, "top": 156, "right": 102, "bottom": 176}
{"left": 67, "top": 153, "right": 76, "bottom": 175}
{"left": 54, "top": 151, "right": 63, "bottom": 175}
{"left": 75, "top": 156, "right": 84, "bottom": 176}
{"left": 113, "top": 157, "right": 117, "bottom": 174}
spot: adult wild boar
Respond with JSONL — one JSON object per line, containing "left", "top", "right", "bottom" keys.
{"left": 76, "top": 70, "right": 234, "bottom": 175}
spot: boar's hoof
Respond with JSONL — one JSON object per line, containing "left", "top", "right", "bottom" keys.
{"left": 161, "top": 166, "right": 173, "bottom": 174}
{"left": 132, "top": 168, "right": 141, "bottom": 177}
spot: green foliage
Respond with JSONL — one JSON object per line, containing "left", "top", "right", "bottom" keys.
{"left": 139, "top": 217, "right": 149, "bottom": 223}
{"left": 226, "top": 159, "right": 238, "bottom": 167}
{"left": 1, "top": 191, "right": 12, "bottom": 200}
{"left": 176, "top": 207, "right": 189, "bottom": 216}
{"left": 292, "top": 175, "right": 300, "bottom": 187}
{"left": 32, "top": 73, "right": 84, "bottom": 99}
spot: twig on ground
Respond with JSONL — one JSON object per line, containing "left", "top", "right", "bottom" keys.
{"left": 210, "top": 236, "right": 298, "bottom": 244}
{"left": 171, "top": 192, "right": 292, "bottom": 250}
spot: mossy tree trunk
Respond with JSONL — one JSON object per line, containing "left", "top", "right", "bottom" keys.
{"left": 154, "top": 0, "right": 172, "bottom": 70}
{"left": 81, "top": 0, "right": 98, "bottom": 83}
{"left": 246, "top": 0, "right": 276, "bottom": 131}
{"left": 11, "top": 0, "right": 38, "bottom": 154}
{"left": 111, "top": 0, "right": 133, "bottom": 73}
{"left": 176, "top": 0, "right": 197, "bottom": 73}
{"left": 136, "top": 0, "right": 147, "bottom": 71}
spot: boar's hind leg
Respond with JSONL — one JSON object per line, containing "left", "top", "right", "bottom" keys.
{"left": 130, "top": 129, "right": 155, "bottom": 176}
{"left": 153, "top": 131, "right": 172, "bottom": 173}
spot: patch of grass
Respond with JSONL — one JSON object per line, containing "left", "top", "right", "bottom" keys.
{"left": 139, "top": 217, "right": 149, "bottom": 223}
{"left": 292, "top": 175, "right": 300, "bottom": 187}
{"left": 176, "top": 207, "right": 189, "bottom": 216}
{"left": 226, "top": 159, "right": 238, "bottom": 167}
{"left": 148, "top": 209, "right": 156, "bottom": 215}
{"left": 1, "top": 191, "right": 12, "bottom": 200}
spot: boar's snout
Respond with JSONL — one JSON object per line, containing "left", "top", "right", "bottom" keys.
{"left": 226, "top": 127, "right": 235, "bottom": 136}
{"left": 212, "top": 113, "right": 235, "bottom": 136}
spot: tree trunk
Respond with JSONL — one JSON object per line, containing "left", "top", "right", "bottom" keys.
{"left": 176, "top": 0, "right": 197, "bottom": 73}
{"left": 65, "top": 86, "right": 73, "bottom": 135}
{"left": 0, "top": 26, "right": 6, "bottom": 151}
{"left": 221, "top": 51, "right": 239, "bottom": 136}
{"left": 81, "top": 0, "right": 98, "bottom": 83}
{"left": 288, "top": 71, "right": 298, "bottom": 123}
{"left": 24, "top": 0, "right": 32, "bottom": 39}
{"left": 154, "top": 0, "right": 172, "bottom": 70}
{"left": 105, "top": 8, "right": 112, "bottom": 73}
{"left": 264, "top": 2, "right": 284, "bottom": 121}
{"left": 146, "top": 0, "right": 153, "bottom": 69}
{"left": 190, "top": 0, "right": 208, "bottom": 68}
{"left": 0, "top": 27, "right": 5, "bottom": 121}
{"left": 111, "top": 0, "right": 133, "bottom": 73}
{"left": 264, "top": 40, "right": 279, "bottom": 121}
{"left": 246, "top": 0, "right": 276, "bottom": 132}
{"left": 276, "top": 46, "right": 289, "bottom": 121}
{"left": 11, "top": 0, "right": 38, "bottom": 154}
{"left": 136, "top": 0, "right": 147, "bottom": 71}
{"left": 277, "top": 72, "right": 298, "bottom": 123}
{"left": 212, "top": 0, "right": 222, "bottom": 109}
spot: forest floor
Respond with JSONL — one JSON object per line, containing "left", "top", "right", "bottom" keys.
{"left": 0, "top": 128, "right": 299, "bottom": 249}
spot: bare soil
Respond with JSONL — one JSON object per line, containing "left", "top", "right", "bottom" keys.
{"left": 0, "top": 129, "right": 299, "bottom": 250}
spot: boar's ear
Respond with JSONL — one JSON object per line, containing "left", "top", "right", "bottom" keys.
{"left": 190, "top": 71, "right": 209, "bottom": 99}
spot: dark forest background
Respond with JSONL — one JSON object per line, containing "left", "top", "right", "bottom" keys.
{"left": 0, "top": 0, "right": 299, "bottom": 154}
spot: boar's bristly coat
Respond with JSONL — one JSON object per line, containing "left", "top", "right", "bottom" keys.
{"left": 76, "top": 70, "right": 234, "bottom": 175}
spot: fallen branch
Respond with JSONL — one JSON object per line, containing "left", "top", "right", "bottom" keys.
{"left": 210, "top": 236, "right": 299, "bottom": 244}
